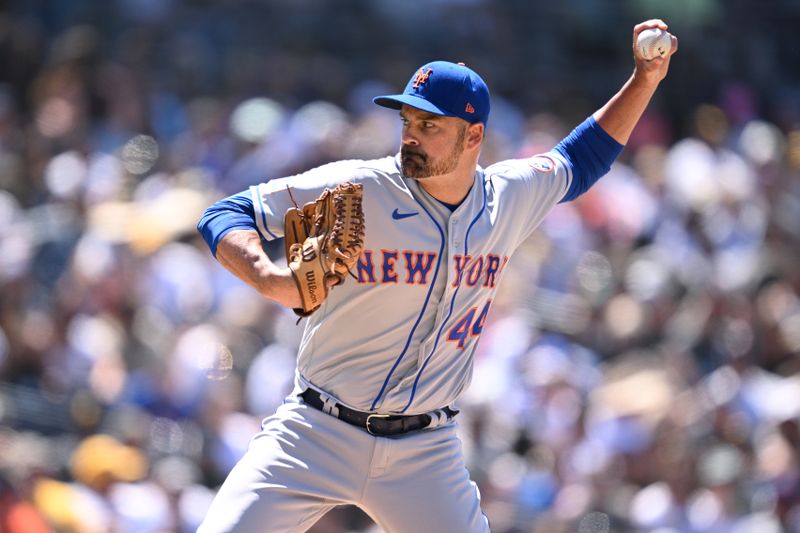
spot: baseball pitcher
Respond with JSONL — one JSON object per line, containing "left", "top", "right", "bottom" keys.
{"left": 196, "top": 20, "right": 677, "bottom": 533}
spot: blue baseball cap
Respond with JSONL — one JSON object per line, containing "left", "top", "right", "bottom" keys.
{"left": 373, "top": 61, "right": 490, "bottom": 125}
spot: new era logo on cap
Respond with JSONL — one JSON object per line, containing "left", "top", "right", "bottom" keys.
{"left": 373, "top": 60, "right": 491, "bottom": 125}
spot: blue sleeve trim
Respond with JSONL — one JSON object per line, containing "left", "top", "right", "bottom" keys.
{"left": 197, "top": 190, "right": 258, "bottom": 257}
{"left": 554, "top": 116, "right": 623, "bottom": 203}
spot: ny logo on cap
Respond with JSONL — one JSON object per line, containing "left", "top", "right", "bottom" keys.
{"left": 412, "top": 68, "right": 433, "bottom": 89}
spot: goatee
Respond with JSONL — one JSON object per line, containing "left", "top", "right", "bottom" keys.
{"left": 400, "top": 124, "right": 467, "bottom": 179}
{"left": 400, "top": 147, "right": 429, "bottom": 179}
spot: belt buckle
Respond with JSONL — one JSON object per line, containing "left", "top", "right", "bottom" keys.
{"left": 366, "top": 413, "right": 391, "bottom": 436}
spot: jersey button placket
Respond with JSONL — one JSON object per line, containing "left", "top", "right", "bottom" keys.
{"left": 450, "top": 217, "right": 461, "bottom": 250}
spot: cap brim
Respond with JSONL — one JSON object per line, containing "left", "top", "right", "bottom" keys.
{"left": 372, "top": 94, "right": 456, "bottom": 117}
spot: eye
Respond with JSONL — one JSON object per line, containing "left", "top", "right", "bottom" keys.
{"left": 422, "top": 121, "right": 435, "bottom": 129}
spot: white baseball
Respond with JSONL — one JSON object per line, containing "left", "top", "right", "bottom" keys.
{"left": 637, "top": 28, "right": 671, "bottom": 61}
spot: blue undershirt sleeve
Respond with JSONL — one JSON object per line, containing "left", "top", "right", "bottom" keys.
{"left": 554, "top": 116, "right": 624, "bottom": 203}
{"left": 197, "top": 190, "right": 258, "bottom": 257}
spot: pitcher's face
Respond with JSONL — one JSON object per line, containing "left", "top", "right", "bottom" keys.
{"left": 398, "top": 106, "right": 467, "bottom": 179}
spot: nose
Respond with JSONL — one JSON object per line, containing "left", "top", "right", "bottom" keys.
{"left": 401, "top": 127, "right": 419, "bottom": 146}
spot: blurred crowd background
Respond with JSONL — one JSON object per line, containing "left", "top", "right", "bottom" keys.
{"left": 1, "top": 0, "right": 800, "bottom": 532}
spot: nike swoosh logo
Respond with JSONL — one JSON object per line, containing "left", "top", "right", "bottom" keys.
{"left": 392, "top": 208, "right": 419, "bottom": 220}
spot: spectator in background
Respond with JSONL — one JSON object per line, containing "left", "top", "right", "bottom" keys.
{"left": 0, "top": 473, "right": 53, "bottom": 533}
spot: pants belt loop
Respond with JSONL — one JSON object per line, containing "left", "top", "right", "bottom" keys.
{"left": 318, "top": 391, "right": 340, "bottom": 418}
{"left": 426, "top": 408, "right": 448, "bottom": 429}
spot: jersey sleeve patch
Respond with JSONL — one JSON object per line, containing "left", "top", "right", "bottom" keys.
{"left": 528, "top": 155, "right": 556, "bottom": 173}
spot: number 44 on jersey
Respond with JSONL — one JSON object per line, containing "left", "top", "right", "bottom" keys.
{"left": 447, "top": 299, "right": 492, "bottom": 349}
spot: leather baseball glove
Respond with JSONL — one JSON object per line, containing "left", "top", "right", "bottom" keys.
{"left": 284, "top": 182, "right": 364, "bottom": 316}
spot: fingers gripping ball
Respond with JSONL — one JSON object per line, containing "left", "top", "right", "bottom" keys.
{"left": 284, "top": 182, "right": 365, "bottom": 316}
{"left": 637, "top": 28, "right": 671, "bottom": 61}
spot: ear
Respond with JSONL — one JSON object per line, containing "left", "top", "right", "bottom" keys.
{"left": 466, "top": 123, "right": 484, "bottom": 149}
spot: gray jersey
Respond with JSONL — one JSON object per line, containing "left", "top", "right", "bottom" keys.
{"left": 250, "top": 152, "right": 571, "bottom": 414}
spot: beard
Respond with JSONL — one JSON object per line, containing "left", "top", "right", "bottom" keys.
{"left": 400, "top": 125, "right": 466, "bottom": 179}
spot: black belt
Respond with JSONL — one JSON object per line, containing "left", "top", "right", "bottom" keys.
{"left": 300, "top": 388, "right": 458, "bottom": 437}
